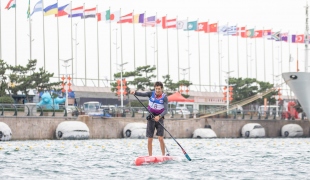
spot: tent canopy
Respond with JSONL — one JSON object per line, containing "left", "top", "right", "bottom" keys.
{"left": 167, "top": 92, "right": 194, "bottom": 102}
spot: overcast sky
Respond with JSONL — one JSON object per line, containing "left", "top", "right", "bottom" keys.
{"left": 0, "top": 0, "right": 308, "bottom": 93}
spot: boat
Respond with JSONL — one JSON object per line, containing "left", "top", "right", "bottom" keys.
{"left": 282, "top": 3, "right": 310, "bottom": 119}
{"left": 135, "top": 156, "right": 176, "bottom": 166}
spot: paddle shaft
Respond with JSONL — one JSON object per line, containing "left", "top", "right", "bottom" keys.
{"left": 133, "top": 94, "right": 191, "bottom": 161}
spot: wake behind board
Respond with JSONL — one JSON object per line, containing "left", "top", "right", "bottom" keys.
{"left": 135, "top": 156, "right": 176, "bottom": 166}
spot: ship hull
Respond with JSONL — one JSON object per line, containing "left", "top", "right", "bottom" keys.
{"left": 282, "top": 72, "right": 310, "bottom": 118}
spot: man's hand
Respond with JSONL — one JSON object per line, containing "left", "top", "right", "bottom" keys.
{"left": 130, "top": 90, "right": 135, "bottom": 95}
{"left": 154, "top": 116, "right": 160, "bottom": 122}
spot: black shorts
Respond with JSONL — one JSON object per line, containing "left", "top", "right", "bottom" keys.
{"left": 146, "top": 118, "right": 164, "bottom": 138}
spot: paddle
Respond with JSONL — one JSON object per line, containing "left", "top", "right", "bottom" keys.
{"left": 133, "top": 94, "right": 191, "bottom": 161}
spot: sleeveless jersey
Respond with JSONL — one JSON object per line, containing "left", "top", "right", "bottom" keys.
{"left": 148, "top": 91, "right": 166, "bottom": 115}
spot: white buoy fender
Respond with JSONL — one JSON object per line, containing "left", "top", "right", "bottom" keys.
{"left": 123, "top": 123, "right": 147, "bottom": 138}
{"left": 56, "top": 121, "right": 90, "bottom": 140}
{"left": 241, "top": 123, "right": 265, "bottom": 138}
{"left": 192, "top": 128, "right": 217, "bottom": 138}
{"left": 281, "top": 124, "right": 303, "bottom": 137}
{"left": 0, "top": 122, "right": 12, "bottom": 141}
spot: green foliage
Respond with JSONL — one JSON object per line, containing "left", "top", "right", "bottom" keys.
{"left": 0, "top": 96, "right": 14, "bottom": 104}
{"left": 162, "top": 74, "right": 178, "bottom": 93}
{"left": 0, "top": 60, "right": 9, "bottom": 97}
{"left": 229, "top": 77, "right": 276, "bottom": 105}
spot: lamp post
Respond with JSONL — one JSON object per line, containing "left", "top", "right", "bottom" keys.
{"left": 60, "top": 58, "right": 73, "bottom": 110}
{"left": 116, "top": 62, "right": 128, "bottom": 107}
{"left": 179, "top": 67, "right": 190, "bottom": 80}
{"left": 223, "top": 70, "right": 234, "bottom": 114}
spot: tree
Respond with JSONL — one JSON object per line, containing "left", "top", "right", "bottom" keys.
{"left": 0, "top": 60, "right": 9, "bottom": 97}
{"left": 162, "top": 74, "right": 178, "bottom": 95}
{"left": 130, "top": 65, "right": 156, "bottom": 91}
{"left": 228, "top": 77, "right": 276, "bottom": 105}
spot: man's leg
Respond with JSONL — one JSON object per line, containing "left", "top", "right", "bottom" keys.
{"left": 148, "top": 138, "right": 153, "bottom": 156}
{"left": 158, "top": 136, "right": 165, "bottom": 156}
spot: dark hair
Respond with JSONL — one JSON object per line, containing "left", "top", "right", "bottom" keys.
{"left": 154, "top": 81, "right": 163, "bottom": 89}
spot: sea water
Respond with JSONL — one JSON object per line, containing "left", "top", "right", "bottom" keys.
{"left": 0, "top": 138, "right": 309, "bottom": 179}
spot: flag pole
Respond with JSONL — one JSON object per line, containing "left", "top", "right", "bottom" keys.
{"left": 255, "top": 28, "right": 257, "bottom": 80}
{"left": 145, "top": 11, "right": 147, "bottom": 66}
{"left": 15, "top": 0, "right": 17, "bottom": 66}
{"left": 187, "top": 17, "right": 190, "bottom": 82}
{"left": 43, "top": 0, "right": 46, "bottom": 70}
{"left": 57, "top": 0, "right": 60, "bottom": 78}
{"left": 96, "top": 5, "right": 99, "bottom": 86}
{"left": 177, "top": 16, "right": 180, "bottom": 82}
{"left": 0, "top": 1, "right": 2, "bottom": 59}
{"left": 208, "top": 20, "right": 211, "bottom": 91}
{"left": 227, "top": 23, "right": 230, "bottom": 73}
{"left": 109, "top": 7, "right": 112, "bottom": 82}
{"left": 120, "top": 8, "right": 123, "bottom": 65}
{"left": 237, "top": 24, "right": 239, "bottom": 78}
{"left": 272, "top": 31, "right": 274, "bottom": 84}
{"left": 263, "top": 27, "right": 266, "bottom": 81}
{"left": 289, "top": 31, "right": 291, "bottom": 72}
{"left": 246, "top": 25, "right": 248, "bottom": 78}
{"left": 156, "top": 13, "right": 159, "bottom": 81}
{"left": 133, "top": 10, "right": 135, "bottom": 71}
{"left": 197, "top": 18, "right": 201, "bottom": 91}
{"left": 83, "top": 3, "right": 86, "bottom": 86}
{"left": 166, "top": 14, "right": 169, "bottom": 75}
{"left": 71, "top": 1, "right": 73, "bottom": 84}
{"left": 217, "top": 21, "right": 220, "bottom": 88}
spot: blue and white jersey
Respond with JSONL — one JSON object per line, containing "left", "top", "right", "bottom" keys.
{"left": 148, "top": 91, "right": 166, "bottom": 115}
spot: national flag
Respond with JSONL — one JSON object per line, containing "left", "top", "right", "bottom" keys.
{"left": 133, "top": 13, "right": 144, "bottom": 23}
{"left": 207, "top": 23, "right": 217, "bottom": 33}
{"left": 162, "top": 16, "right": 176, "bottom": 29}
{"left": 295, "top": 34, "right": 304, "bottom": 43}
{"left": 176, "top": 20, "right": 187, "bottom": 29}
{"left": 31, "top": 0, "right": 43, "bottom": 17}
{"left": 281, "top": 32, "right": 288, "bottom": 41}
{"left": 185, "top": 21, "right": 197, "bottom": 31}
{"left": 263, "top": 29, "right": 272, "bottom": 39}
{"left": 245, "top": 29, "right": 254, "bottom": 38}
{"left": 142, "top": 16, "right": 160, "bottom": 27}
{"left": 119, "top": 13, "right": 133, "bottom": 23}
{"left": 44, "top": 3, "right": 58, "bottom": 16}
{"left": 233, "top": 27, "right": 246, "bottom": 36}
{"left": 271, "top": 31, "right": 281, "bottom": 41}
{"left": 97, "top": 12, "right": 102, "bottom": 21}
{"left": 83, "top": 7, "right": 96, "bottom": 19}
{"left": 56, "top": 3, "right": 70, "bottom": 17}
{"left": 290, "top": 35, "right": 296, "bottom": 43}
{"left": 105, "top": 10, "right": 120, "bottom": 22}
{"left": 27, "top": 0, "right": 30, "bottom": 18}
{"left": 253, "top": 30, "right": 263, "bottom": 38}
{"left": 219, "top": 25, "right": 237, "bottom": 35}
{"left": 196, "top": 22, "right": 208, "bottom": 32}
{"left": 5, "top": 0, "right": 15, "bottom": 10}
{"left": 68, "top": 6, "right": 83, "bottom": 18}
{"left": 267, "top": 32, "right": 273, "bottom": 40}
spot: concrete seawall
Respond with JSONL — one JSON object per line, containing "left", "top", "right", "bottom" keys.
{"left": 206, "top": 118, "right": 310, "bottom": 138}
{"left": 0, "top": 116, "right": 205, "bottom": 140}
{"left": 1, "top": 116, "right": 310, "bottom": 140}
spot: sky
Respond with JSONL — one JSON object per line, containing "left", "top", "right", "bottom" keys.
{"left": 0, "top": 0, "right": 308, "bottom": 94}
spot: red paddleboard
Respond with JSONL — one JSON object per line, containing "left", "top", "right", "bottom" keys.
{"left": 135, "top": 156, "right": 175, "bottom": 166}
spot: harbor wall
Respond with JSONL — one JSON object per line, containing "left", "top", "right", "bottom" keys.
{"left": 1, "top": 116, "right": 309, "bottom": 140}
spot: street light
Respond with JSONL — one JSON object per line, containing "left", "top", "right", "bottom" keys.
{"left": 60, "top": 58, "right": 73, "bottom": 110}
{"left": 116, "top": 62, "right": 128, "bottom": 107}
{"left": 223, "top": 70, "right": 234, "bottom": 114}
{"left": 179, "top": 67, "right": 190, "bottom": 80}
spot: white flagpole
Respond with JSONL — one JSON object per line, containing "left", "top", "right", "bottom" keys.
{"left": 42, "top": 0, "right": 46, "bottom": 70}
{"left": 156, "top": 13, "right": 159, "bottom": 81}
{"left": 57, "top": 0, "right": 60, "bottom": 78}
{"left": 263, "top": 27, "right": 266, "bottom": 81}
{"left": 217, "top": 21, "right": 220, "bottom": 88}
{"left": 289, "top": 31, "right": 291, "bottom": 72}
{"left": 237, "top": 25, "right": 239, "bottom": 78}
{"left": 245, "top": 26, "right": 248, "bottom": 78}
{"left": 255, "top": 28, "right": 257, "bottom": 79}
{"left": 15, "top": 0, "right": 17, "bottom": 65}
{"left": 96, "top": 5, "right": 99, "bottom": 86}
{"left": 71, "top": 2, "right": 73, "bottom": 83}
{"left": 272, "top": 30, "right": 274, "bottom": 84}
{"left": 0, "top": 1, "right": 2, "bottom": 59}
{"left": 208, "top": 20, "right": 211, "bottom": 92}
{"left": 109, "top": 7, "right": 112, "bottom": 82}
{"left": 120, "top": 8, "right": 123, "bottom": 65}
{"left": 83, "top": 3, "right": 86, "bottom": 86}
{"left": 133, "top": 10, "right": 135, "bottom": 70}
{"left": 187, "top": 17, "right": 190, "bottom": 81}
{"left": 145, "top": 11, "right": 147, "bottom": 66}
{"left": 227, "top": 23, "right": 230, "bottom": 73}
{"left": 166, "top": 14, "right": 169, "bottom": 75}
{"left": 197, "top": 19, "right": 201, "bottom": 91}
{"left": 177, "top": 16, "right": 180, "bottom": 81}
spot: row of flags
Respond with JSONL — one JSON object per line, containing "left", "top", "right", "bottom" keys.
{"left": 4, "top": 0, "right": 307, "bottom": 44}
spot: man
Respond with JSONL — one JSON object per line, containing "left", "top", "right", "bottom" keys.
{"left": 130, "top": 81, "right": 168, "bottom": 156}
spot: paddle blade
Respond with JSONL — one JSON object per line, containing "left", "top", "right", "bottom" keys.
{"left": 184, "top": 153, "right": 191, "bottom": 161}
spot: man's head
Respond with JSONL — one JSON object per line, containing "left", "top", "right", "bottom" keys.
{"left": 154, "top": 81, "right": 164, "bottom": 96}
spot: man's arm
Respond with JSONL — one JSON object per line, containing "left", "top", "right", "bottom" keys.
{"left": 134, "top": 91, "right": 152, "bottom": 98}
{"left": 159, "top": 96, "right": 168, "bottom": 117}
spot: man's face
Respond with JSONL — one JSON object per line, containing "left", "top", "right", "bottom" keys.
{"left": 154, "top": 86, "right": 163, "bottom": 96}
